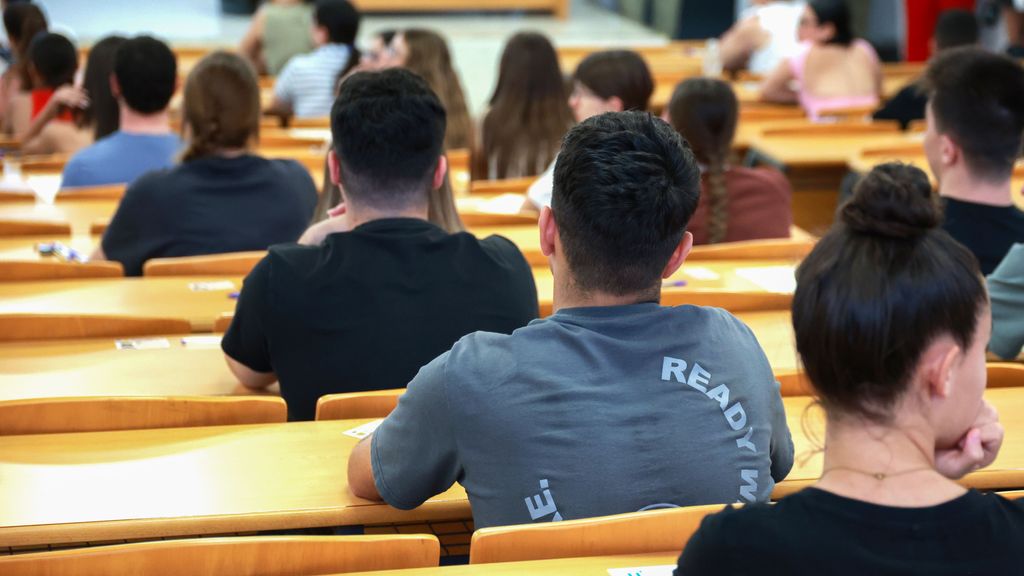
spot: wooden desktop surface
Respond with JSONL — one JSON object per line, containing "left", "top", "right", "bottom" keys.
{"left": 0, "top": 199, "right": 117, "bottom": 236}
{"left": 748, "top": 131, "right": 923, "bottom": 168}
{"left": 342, "top": 553, "right": 680, "bottom": 575}
{"left": 4, "top": 387, "right": 1024, "bottom": 547}
{"left": 0, "top": 276, "right": 242, "bottom": 332}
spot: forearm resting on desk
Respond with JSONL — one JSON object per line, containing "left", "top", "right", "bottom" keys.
{"left": 348, "top": 434, "right": 383, "bottom": 501}
{"left": 225, "top": 355, "right": 278, "bottom": 389}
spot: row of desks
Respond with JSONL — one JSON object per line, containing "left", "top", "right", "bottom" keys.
{"left": 4, "top": 386, "right": 1024, "bottom": 548}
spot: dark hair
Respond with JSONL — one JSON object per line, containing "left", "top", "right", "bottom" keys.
{"left": 3, "top": 3, "right": 45, "bottom": 58}
{"left": 181, "top": 51, "right": 260, "bottom": 162}
{"left": 402, "top": 29, "right": 472, "bottom": 151}
{"left": 793, "top": 163, "right": 987, "bottom": 422}
{"left": 331, "top": 69, "right": 446, "bottom": 209}
{"left": 377, "top": 29, "right": 396, "bottom": 46}
{"left": 923, "top": 47, "right": 1024, "bottom": 182}
{"left": 28, "top": 32, "right": 76, "bottom": 88}
{"left": 667, "top": 78, "right": 738, "bottom": 244}
{"left": 478, "top": 31, "right": 573, "bottom": 179}
{"left": 113, "top": 35, "right": 177, "bottom": 115}
{"left": 934, "top": 9, "right": 978, "bottom": 51}
{"left": 573, "top": 50, "right": 654, "bottom": 112}
{"left": 80, "top": 35, "right": 126, "bottom": 140}
{"left": 552, "top": 111, "right": 700, "bottom": 296}
{"left": 808, "top": 0, "right": 854, "bottom": 46}
{"left": 315, "top": 0, "right": 360, "bottom": 44}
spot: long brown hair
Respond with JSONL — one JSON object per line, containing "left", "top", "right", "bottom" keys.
{"left": 477, "top": 32, "right": 573, "bottom": 180}
{"left": 80, "top": 35, "right": 126, "bottom": 139}
{"left": 666, "top": 78, "right": 738, "bottom": 244}
{"left": 401, "top": 29, "right": 472, "bottom": 152}
{"left": 3, "top": 4, "right": 46, "bottom": 90}
{"left": 180, "top": 51, "right": 260, "bottom": 162}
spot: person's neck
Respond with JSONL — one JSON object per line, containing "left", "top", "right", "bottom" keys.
{"left": 119, "top": 106, "right": 171, "bottom": 136}
{"left": 345, "top": 202, "right": 429, "bottom": 229}
{"left": 816, "top": 412, "right": 965, "bottom": 507}
{"left": 551, "top": 268, "right": 658, "bottom": 312}
{"left": 939, "top": 168, "right": 1013, "bottom": 207}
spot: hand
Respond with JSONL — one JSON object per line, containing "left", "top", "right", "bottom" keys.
{"left": 298, "top": 203, "right": 349, "bottom": 245}
{"left": 52, "top": 85, "right": 89, "bottom": 109}
{"left": 935, "top": 400, "right": 1004, "bottom": 479}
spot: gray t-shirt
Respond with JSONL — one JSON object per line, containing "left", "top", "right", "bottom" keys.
{"left": 370, "top": 303, "right": 795, "bottom": 529}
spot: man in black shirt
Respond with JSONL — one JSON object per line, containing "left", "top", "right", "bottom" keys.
{"left": 222, "top": 69, "right": 539, "bottom": 420}
{"left": 922, "top": 47, "right": 1024, "bottom": 275}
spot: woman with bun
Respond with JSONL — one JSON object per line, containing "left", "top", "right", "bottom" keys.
{"left": 676, "top": 163, "right": 1024, "bottom": 575}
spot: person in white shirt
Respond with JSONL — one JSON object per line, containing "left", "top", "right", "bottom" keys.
{"left": 720, "top": 0, "right": 805, "bottom": 75}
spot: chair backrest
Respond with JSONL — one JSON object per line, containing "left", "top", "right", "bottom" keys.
{"left": 0, "top": 218, "right": 71, "bottom": 237}
{"left": 760, "top": 121, "right": 899, "bottom": 137}
{"left": 57, "top": 184, "right": 127, "bottom": 200}
{"left": 985, "top": 363, "right": 1024, "bottom": 389}
{"left": 89, "top": 218, "right": 109, "bottom": 236}
{"left": 0, "top": 260, "right": 123, "bottom": 281}
{"left": 687, "top": 239, "right": 815, "bottom": 262}
{"left": 458, "top": 211, "right": 539, "bottom": 227}
{"left": 776, "top": 371, "right": 813, "bottom": 396}
{"left": 213, "top": 312, "right": 234, "bottom": 333}
{"left": 470, "top": 177, "right": 536, "bottom": 196}
{"left": 0, "top": 396, "right": 288, "bottom": 435}
{"left": 469, "top": 505, "right": 726, "bottom": 564}
{"left": 143, "top": 251, "right": 266, "bottom": 277}
{"left": 815, "top": 104, "right": 880, "bottom": 122}
{"left": 20, "top": 153, "right": 70, "bottom": 174}
{"left": 0, "top": 535, "right": 440, "bottom": 575}
{"left": 316, "top": 389, "right": 404, "bottom": 421}
{"left": 0, "top": 313, "right": 190, "bottom": 341}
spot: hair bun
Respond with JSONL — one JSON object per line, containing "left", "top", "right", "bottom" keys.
{"left": 840, "top": 162, "right": 941, "bottom": 240}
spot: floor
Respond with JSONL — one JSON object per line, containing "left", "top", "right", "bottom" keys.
{"left": 34, "top": 0, "right": 666, "bottom": 114}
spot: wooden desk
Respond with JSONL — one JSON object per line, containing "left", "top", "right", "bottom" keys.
{"left": 0, "top": 199, "right": 118, "bottom": 236}
{"left": 0, "top": 235, "right": 95, "bottom": 261}
{"left": 0, "top": 334, "right": 270, "bottom": 401}
{"left": 343, "top": 553, "right": 680, "bottom": 575}
{"left": 0, "top": 276, "right": 242, "bottom": 332}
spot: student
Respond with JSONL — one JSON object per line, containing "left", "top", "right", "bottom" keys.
{"left": 474, "top": 31, "right": 573, "bottom": 180}
{"left": 359, "top": 29, "right": 395, "bottom": 70}
{"left": 989, "top": 243, "right": 1024, "bottom": 360}
{"left": 11, "top": 32, "right": 91, "bottom": 154}
{"left": 222, "top": 69, "right": 538, "bottom": 421}
{"left": 873, "top": 9, "right": 978, "bottom": 130}
{"left": 61, "top": 36, "right": 180, "bottom": 188}
{"left": 664, "top": 78, "right": 791, "bottom": 245}
{"left": 761, "top": 0, "right": 881, "bottom": 119}
{"left": 267, "top": 0, "right": 359, "bottom": 118}
{"left": 525, "top": 50, "right": 653, "bottom": 209}
{"left": 923, "top": 47, "right": 1024, "bottom": 275}
{"left": 76, "top": 35, "right": 125, "bottom": 142}
{"left": 94, "top": 51, "right": 316, "bottom": 276}
{"left": 393, "top": 29, "right": 472, "bottom": 151}
{"left": 347, "top": 111, "right": 795, "bottom": 529}
{"left": 0, "top": 3, "right": 44, "bottom": 132}
{"left": 239, "top": 0, "right": 314, "bottom": 76}
{"left": 720, "top": 0, "right": 805, "bottom": 75}
{"left": 676, "top": 163, "right": 1019, "bottom": 575}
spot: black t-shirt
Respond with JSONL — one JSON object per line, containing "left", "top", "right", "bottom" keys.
{"left": 221, "top": 218, "right": 539, "bottom": 420}
{"left": 676, "top": 487, "right": 1024, "bottom": 576}
{"left": 943, "top": 197, "right": 1024, "bottom": 275}
{"left": 102, "top": 154, "right": 317, "bottom": 276}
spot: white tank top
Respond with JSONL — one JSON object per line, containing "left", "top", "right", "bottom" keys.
{"left": 747, "top": 2, "right": 805, "bottom": 75}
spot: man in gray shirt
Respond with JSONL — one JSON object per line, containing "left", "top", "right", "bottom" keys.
{"left": 348, "top": 111, "right": 794, "bottom": 529}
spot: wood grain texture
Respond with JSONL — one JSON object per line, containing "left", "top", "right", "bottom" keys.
{"left": 0, "top": 314, "right": 190, "bottom": 341}
{"left": 0, "top": 260, "right": 123, "bottom": 281}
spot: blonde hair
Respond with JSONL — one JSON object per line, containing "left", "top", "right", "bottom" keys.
{"left": 402, "top": 29, "right": 472, "bottom": 152}
{"left": 181, "top": 51, "right": 260, "bottom": 162}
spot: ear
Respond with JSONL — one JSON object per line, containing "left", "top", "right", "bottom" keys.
{"left": 939, "top": 133, "right": 960, "bottom": 169}
{"left": 661, "top": 231, "right": 694, "bottom": 279}
{"left": 108, "top": 73, "right": 121, "bottom": 99}
{"left": 928, "top": 341, "right": 963, "bottom": 400}
{"left": 608, "top": 96, "right": 625, "bottom": 113}
{"left": 539, "top": 206, "right": 557, "bottom": 258}
{"left": 328, "top": 149, "right": 342, "bottom": 187}
{"left": 433, "top": 155, "right": 448, "bottom": 190}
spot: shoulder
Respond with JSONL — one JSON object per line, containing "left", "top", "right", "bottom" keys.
{"left": 729, "top": 165, "right": 790, "bottom": 190}
{"left": 263, "top": 157, "right": 314, "bottom": 182}
{"left": 121, "top": 166, "right": 177, "bottom": 201}
{"left": 476, "top": 234, "right": 530, "bottom": 264}
{"left": 678, "top": 503, "right": 777, "bottom": 572}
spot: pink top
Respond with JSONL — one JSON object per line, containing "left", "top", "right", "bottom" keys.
{"left": 789, "top": 39, "right": 880, "bottom": 120}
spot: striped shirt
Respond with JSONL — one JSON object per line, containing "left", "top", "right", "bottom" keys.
{"left": 274, "top": 44, "right": 351, "bottom": 118}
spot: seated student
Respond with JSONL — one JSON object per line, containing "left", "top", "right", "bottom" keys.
{"left": 10, "top": 32, "right": 92, "bottom": 154}
{"left": 75, "top": 35, "right": 126, "bottom": 143}
{"left": 761, "top": 0, "right": 881, "bottom": 120}
{"left": 267, "top": 0, "right": 359, "bottom": 119}
{"left": 348, "top": 111, "right": 795, "bottom": 529}
{"left": 222, "top": 69, "right": 538, "bottom": 421}
{"left": 61, "top": 36, "right": 180, "bottom": 188}
{"left": 923, "top": 47, "right": 1024, "bottom": 275}
{"left": 719, "top": 0, "right": 804, "bottom": 75}
{"left": 988, "top": 243, "right": 1024, "bottom": 360}
{"left": 676, "top": 163, "right": 1018, "bottom": 575}
{"left": 0, "top": 3, "right": 45, "bottom": 132}
{"left": 525, "top": 50, "right": 653, "bottom": 209}
{"left": 239, "top": 0, "right": 314, "bottom": 76}
{"left": 873, "top": 9, "right": 977, "bottom": 130}
{"left": 94, "top": 51, "right": 316, "bottom": 276}
{"left": 664, "top": 78, "right": 791, "bottom": 245}
{"left": 474, "top": 31, "right": 573, "bottom": 180}
{"left": 393, "top": 29, "right": 472, "bottom": 151}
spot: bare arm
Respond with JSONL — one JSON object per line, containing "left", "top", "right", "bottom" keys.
{"left": 225, "top": 354, "right": 278, "bottom": 390}
{"left": 348, "top": 434, "right": 383, "bottom": 500}
{"left": 719, "top": 17, "right": 760, "bottom": 72}
{"left": 17, "top": 85, "right": 88, "bottom": 148}
{"left": 760, "top": 59, "right": 798, "bottom": 104}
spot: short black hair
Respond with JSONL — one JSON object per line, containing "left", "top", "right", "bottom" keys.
{"left": 28, "top": 32, "right": 75, "bottom": 87}
{"left": 315, "top": 0, "right": 360, "bottom": 45}
{"left": 573, "top": 50, "right": 654, "bottom": 112}
{"left": 924, "top": 47, "right": 1024, "bottom": 182}
{"left": 809, "top": 0, "right": 854, "bottom": 46}
{"left": 934, "top": 9, "right": 978, "bottom": 51}
{"left": 331, "top": 68, "right": 446, "bottom": 208}
{"left": 552, "top": 111, "right": 700, "bottom": 296}
{"left": 794, "top": 163, "right": 987, "bottom": 421}
{"left": 114, "top": 35, "right": 177, "bottom": 114}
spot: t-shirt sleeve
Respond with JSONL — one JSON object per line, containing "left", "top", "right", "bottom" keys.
{"left": 100, "top": 178, "right": 160, "bottom": 276}
{"left": 674, "top": 508, "right": 743, "bottom": 576}
{"left": 370, "top": 351, "right": 461, "bottom": 510}
{"left": 988, "top": 244, "right": 1024, "bottom": 360}
{"left": 273, "top": 60, "right": 298, "bottom": 105}
{"left": 60, "top": 155, "right": 89, "bottom": 188}
{"left": 526, "top": 159, "right": 555, "bottom": 209}
{"left": 768, "top": 379, "right": 795, "bottom": 482}
{"left": 221, "top": 256, "right": 275, "bottom": 373}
